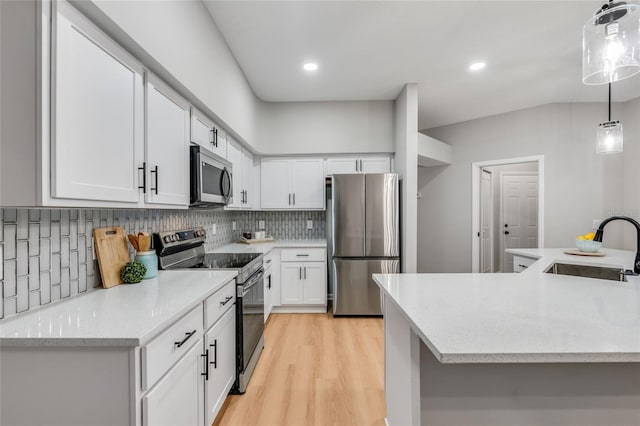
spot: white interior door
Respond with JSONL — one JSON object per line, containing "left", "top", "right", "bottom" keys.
{"left": 480, "top": 170, "right": 493, "bottom": 273}
{"left": 501, "top": 173, "right": 538, "bottom": 272}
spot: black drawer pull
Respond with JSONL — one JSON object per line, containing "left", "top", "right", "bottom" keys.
{"left": 220, "top": 296, "right": 233, "bottom": 306}
{"left": 518, "top": 264, "right": 528, "bottom": 268}
{"left": 174, "top": 330, "right": 196, "bottom": 348}
{"left": 296, "top": 254, "right": 310, "bottom": 257}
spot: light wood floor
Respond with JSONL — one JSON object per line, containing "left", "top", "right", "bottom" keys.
{"left": 214, "top": 312, "right": 386, "bottom": 426}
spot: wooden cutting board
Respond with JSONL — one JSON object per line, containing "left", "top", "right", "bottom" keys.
{"left": 93, "top": 227, "right": 131, "bottom": 288}
{"left": 237, "top": 237, "right": 275, "bottom": 245}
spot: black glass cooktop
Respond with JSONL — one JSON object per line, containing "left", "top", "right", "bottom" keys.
{"left": 194, "top": 252, "right": 261, "bottom": 270}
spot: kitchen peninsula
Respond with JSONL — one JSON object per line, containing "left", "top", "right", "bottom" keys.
{"left": 374, "top": 248, "right": 640, "bottom": 426}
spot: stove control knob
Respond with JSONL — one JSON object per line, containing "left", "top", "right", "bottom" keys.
{"left": 163, "top": 236, "right": 171, "bottom": 243}
{"left": 175, "top": 234, "right": 181, "bottom": 241}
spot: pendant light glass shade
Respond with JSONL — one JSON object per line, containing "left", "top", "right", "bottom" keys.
{"left": 583, "top": 2, "right": 640, "bottom": 85}
{"left": 597, "top": 121, "right": 624, "bottom": 153}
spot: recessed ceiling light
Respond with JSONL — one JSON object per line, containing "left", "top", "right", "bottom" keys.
{"left": 469, "top": 62, "right": 486, "bottom": 71}
{"left": 303, "top": 62, "right": 318, "bottom": 71}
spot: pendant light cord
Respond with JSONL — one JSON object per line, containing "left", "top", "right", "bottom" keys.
{"left": 608, "top": 82, "right": 612, "bottom": 122}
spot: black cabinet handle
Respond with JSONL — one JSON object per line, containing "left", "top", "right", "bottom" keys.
{"left": 296, "top": 254, "right": 310, "bottom": 257}
{"left": 267, "top": 275, "right": 271, "bottom": 289}
{"left": 174, "top": 329, "right": 196, "bottom": 348}
{"left": 213, "top": 128, "right": 218, "bottom": 147}
{"left": 210, "top": 340, "right": 217, "bottom": 369}
{"left": 504, "top": 231, "right": 510, "bottom": 235}
{"left": 220, "top": 296, "right": 233, "bottom": 306}
{"left": 150, "top": 165, "right": 159, "bottom": 194}
{"left": 138, "top": 162, "right": 147, "bottom": 193}
{"left": 299, "top": 267, "right": 302, "bottom": 280}
{"left": 201, "top": 349, "right": 209, "bottom": 380}
{"left": 293, "top": 193, "right": 295, "bottom": 205}
{"left": 304, "top": 267, "right": 307, "bottom": 280}
{"left": 518, "top": 264, "right": 528, "bottom": 268}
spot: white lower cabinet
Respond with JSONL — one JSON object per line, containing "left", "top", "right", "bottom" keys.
{"left": 513, "top": 255, "right": 537, "bottom": 273}
{"left": 143, "top": 340, "right": 204, "bottom": 426}
{"left": 204, "top": 307, "right": 236, "bottom": 426}
{"left": 0, "top": 278, "right": 237, "bottom": 426}
{"left": 279, "top": 248, "right": 327, "bottom": 309}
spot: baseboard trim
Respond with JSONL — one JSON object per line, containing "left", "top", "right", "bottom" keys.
{"left": 271, "top": 305, "right": 327, "bottom": 314}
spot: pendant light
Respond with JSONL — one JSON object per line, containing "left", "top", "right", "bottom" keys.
{"left": 583, "top": 1, "right": 640, "bottom": 85}
{"left": 597, "top": 83, "right": 623, "bottom": 153}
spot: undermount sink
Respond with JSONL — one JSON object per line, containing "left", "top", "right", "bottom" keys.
{"left": 545, "top": 262, "right": 627, "bottom": 282}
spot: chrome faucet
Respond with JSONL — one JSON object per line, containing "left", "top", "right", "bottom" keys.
{"left": 593, "top": 216, "right": 640, "bottom": 274}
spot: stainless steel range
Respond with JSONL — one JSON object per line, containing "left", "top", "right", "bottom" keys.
{"left": 154, "top": 227, "right": 264, "bottom": 394}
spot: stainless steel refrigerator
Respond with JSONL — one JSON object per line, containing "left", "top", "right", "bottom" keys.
{"left": 330, "top": 173, "right": 400, "bottom": 316}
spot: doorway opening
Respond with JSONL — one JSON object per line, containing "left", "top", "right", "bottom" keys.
{"left": 471, "top": 156, "right": 544, "bottom": 273}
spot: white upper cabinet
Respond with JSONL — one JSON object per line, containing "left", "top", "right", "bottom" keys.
{"left": 145, "top": 75, "right": 190, "bottom": 206}
{"left": 226, "top": 137, "right": 253, "bottom": 209}
{"left": 290, "top": 159, "right": 325, "bottom": 209}
{"left": 52, "top": 1, "right": 144, "bottom": 203}
{"left": 326, "top": 158, "right": 359, "bottom": 175}
{"left": 242, "top": 149, "right": 254, "bottom": 209}
{"left": 260, "top": 158, "right": 325, "bottom": 210}
{"left": 190, "top": 108, "right": 226, "bottom": 159}
{"left": 326, "top": 155, "right": 392, "bottom": 175}
{"left": 260, "top": 159, "right": 289, "bottom": 209}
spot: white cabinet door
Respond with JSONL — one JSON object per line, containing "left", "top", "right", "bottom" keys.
{"left": 260, "top": 159, "right": 290, "bottom": 209}
{"left": 52, "top": 1, "right": 143, "bottom": 203}
{"left": 242, "top": 150, "right": 253, "bottom": 209}
{"left": 264, "top": 268, "right": 272, "bottom": 322}
{"left": 226, "top": 137, "right": 243, "bottom": 208}
{"left": 204, "top": 307, "right": 235, "bottom": 426}
{"left": 280, "top": 263, "right": 303, "bottom": 305}
{"left": 143, "top": 339, "right": 204, "bottom": 426}
{"left": 190, "top": 108, "right": 226, "bottom": 159}
{"left": 270, "top": 249, "right": 281, "bottom": 308}
{"left": 326, "top": 158, "right": 359, "bottom": 175}
{"left": 145, "top": 75, "right": 189, "bottom": 206}
{"left": 360, "top": 157, "right": 391, "bottom": 174}
{"left": 302, "top": 263, "right": 326, "bottom": 305}
{"left": 290, "top": 159, "right": 325, "bottom": 209}
{"left": 190, "top": 110, "right": 211, "bottom": 148}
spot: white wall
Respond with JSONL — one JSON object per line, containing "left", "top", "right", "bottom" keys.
{"left": 395, "top": 84, "right": 419, "bottom": 272}
{"left": 83, "top": 0, "right": 261, "bottom": 151}
{"left": 418, "top": 102, "right": 635, "bottom": 273}
{"left": 622, "top": 97, "right": 640, "bottom": 251}
{"left": 257, "top": 100, "right": 395, "bottom": 154}
{"left": 80, "top": 1, "right": 396, "bottom": 156}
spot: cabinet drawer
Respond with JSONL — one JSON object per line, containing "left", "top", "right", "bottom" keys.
{"left": 204, "top": 279, "right": 236, "bottom": 330}
{"left": 142, "top": 304, "right": 204, "bottom": 391}
{"left": 513, "top": 255, "right": 537, "bottom": 273}
{"left": 281, "top": 248, "right": 326, "bottom": 262}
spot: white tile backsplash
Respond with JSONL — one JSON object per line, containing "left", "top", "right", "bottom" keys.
{"left": 0, "top": 207, "right": 326, "bottom": 319}
{"left": 16, "top": 276, "right": 28, "bottom": 313}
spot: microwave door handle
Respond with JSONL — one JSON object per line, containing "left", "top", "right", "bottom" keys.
{"left": 222, "top": 167, "right": 232, "bottom": 201}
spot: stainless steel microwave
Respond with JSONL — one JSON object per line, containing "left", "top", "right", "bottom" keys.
{"left": 190, "top": 145, "right": 232, "bottom": 207}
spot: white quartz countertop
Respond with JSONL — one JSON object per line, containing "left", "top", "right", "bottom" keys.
{"left": 373, "top": 248, "right": 640, "bottom": 364}
{"left": 211, "top": 239, "right": 327, "bottom": 254}
{"left": 0, "top": 270, "right": 237, "bottom": 347}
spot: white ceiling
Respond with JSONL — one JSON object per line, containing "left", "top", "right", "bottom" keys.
{"left": 204, "top": 1, "right": 640, "bottom": 130}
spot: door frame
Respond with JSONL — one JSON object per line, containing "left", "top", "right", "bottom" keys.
{"left": 471, "top": 155, "right": 545, "bottom": 273}
{"left": 499, "top": 171, "right": 539, "bottom": 273}
{"left": 479, "top": 169, "right": 494, "bottom": 273}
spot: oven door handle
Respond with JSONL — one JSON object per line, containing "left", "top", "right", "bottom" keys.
{"left": 239, "top": 269, "right": 265, "bottom": 297}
